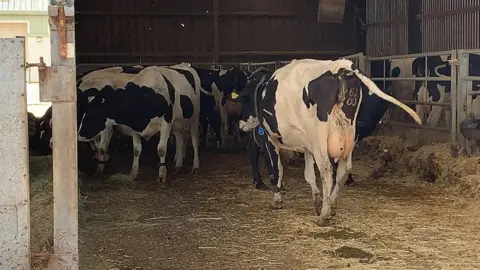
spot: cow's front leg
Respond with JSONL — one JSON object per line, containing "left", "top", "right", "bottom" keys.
{"left": 157, "top": 124, "right": 172, "bottom": 183}
{"left": 129, "top": 133, "right": 142, "bottom": 180}
{"left": 247, "top": 136, "right": 266, "bottom": 190}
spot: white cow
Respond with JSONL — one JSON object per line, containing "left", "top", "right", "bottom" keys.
{"left": 232, "top": 59, "right": 421, "bottom": 225}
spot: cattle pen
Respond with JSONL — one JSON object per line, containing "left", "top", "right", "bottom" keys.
{"left": 2, "top": 0, "right": 480, "bottom": 269}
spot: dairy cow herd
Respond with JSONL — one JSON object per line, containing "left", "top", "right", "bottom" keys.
{"left": 32, "top": 57, "right": 464, "bottom": 225}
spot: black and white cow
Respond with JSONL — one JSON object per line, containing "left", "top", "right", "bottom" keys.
{"left": 230, "top": 59, "right": 421, "bottom": 225}
{"left": 231, "top": 67, "right": 279, "bottom": 190}
{"left": 195, "top": 67, "right": 249, "bottom": 148}
{"left": 35, "top": 66, "right": 147, "bottom": 158}
{"left": 78, "top": 64, "right": 201, "bottom": 182}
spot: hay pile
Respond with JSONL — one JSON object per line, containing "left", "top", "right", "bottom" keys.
{"left": 360, "top": 136, "right": 480, "bottom": 198}
{"left": 29, "top": 155, "right": 53, "bottom": 268}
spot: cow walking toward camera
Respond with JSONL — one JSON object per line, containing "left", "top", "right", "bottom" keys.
{"left": 78, "top": 64, "right": 201, "bottom": 182}
{"left": 230, "top": 59, "right": 421, "bottom": 225}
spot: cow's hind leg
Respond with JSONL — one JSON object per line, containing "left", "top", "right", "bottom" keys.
{"left": 190, "top": 124, "right": 200, "bottom": 174}
{"left": 128, "top": 133, "right": 142, "bottom": 180}
{"left": 312, "top": 151, "right": 334, "bottom": 226}
{"left": 304, "top": 152, "right": 322, "bottom": 216}
{"left": 157, "top": 124, "right": 172, "bottom": 183}
{"left": 329, "top": 153, "right": 352, "bottom": 216}
{"left": 270, "top": 143, "right": 284, "bottom": 209}
{"left": 173, "top": 131, "right": 185, "bottom": 173}
{"left": 96, "top": 127, "right": 113, "bottom": 173}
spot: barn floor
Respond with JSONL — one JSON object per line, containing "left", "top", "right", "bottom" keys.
{"left": 77, "top": 138, "right": 480, "bottom": 270}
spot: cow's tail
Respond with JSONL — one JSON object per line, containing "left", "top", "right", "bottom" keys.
{"left": 353, "top": 69, "right": 422, "bottom": 125}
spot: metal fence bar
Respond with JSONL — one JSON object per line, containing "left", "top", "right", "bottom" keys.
{"left": 367, "top": 50, "right": 455, "bottom": 60}
{"left": 0, "top": 37, "right": 30, "bottom": 269}
{"left": 370, "top": 77, "right": 452, "bottom": 81}
{"left": 450, "top": 50, "right": 459, "bottom": 156}
{"left": 384, "top": 121, "right": 450, "bottom": 132}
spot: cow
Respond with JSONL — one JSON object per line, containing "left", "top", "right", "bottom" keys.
{"left": 232, "top": 67, "right": 279, "bottom": 189}
{"left": 196, "top": 67, "right": 249, "bottom": 148}
{"left": 77, "top": 64, "right": 201, "bottom": 182}
{"left": 230, "top": 58, "right": 421, "bottom": 226}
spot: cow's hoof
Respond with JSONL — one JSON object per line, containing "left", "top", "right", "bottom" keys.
{"left": 345, "top": 176, "right": 355, "bottom": 187}
{"left": 255, "top": 182, "right": 270, "bottom": 191}
{"left": 174, "top": 167, "right": 182, "bottom": 174}
{"left": 331, "top": 208, "right": 337, "bottom": 217}
{"left": 313, "top": 218, "right": 331, "bottom": 227}
{"left": 191, "top": 168, "right": 199, "bottom": 175}
{"left": 269, "top": 201, "right": 283, "bottom": 210}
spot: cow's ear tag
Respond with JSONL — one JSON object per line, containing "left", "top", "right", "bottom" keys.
{"left": 231, "top": 92, "right": 239, "bottom": 99}
{"left": 257, "top": 126, "right": 265, "bottom": 135}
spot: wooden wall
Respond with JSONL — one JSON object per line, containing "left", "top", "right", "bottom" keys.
{"left": 75, "top": 0, "right": 362, "bottom": 65}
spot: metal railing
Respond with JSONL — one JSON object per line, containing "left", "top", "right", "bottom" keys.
{"left": 458, "top": 50, "right": 480, "bottom": 154}
{"left": 363, "top": 50, "right": 459, "bottom": 156}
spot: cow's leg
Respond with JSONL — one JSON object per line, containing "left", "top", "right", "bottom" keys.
{"left": 247, "top": 136, "right": 266, "bottom": 190}
{"left": 220, "top": 102, "right": 228, "bottom": 143}
{"left": 312, "top": 151, "right": 334, "bottom": 226}
{"left": 232, "top": 120, "right": 242, "bottom": 143}
{"left": 270, "top": 143, "right": 284, "bottom": 209}
{"left": 199, "top": 113, "right": 209, "bottom": 149}
{"left": 329, "top": 153, "right": 353, "bottom": 216}
{"left": 157, "top": 123, "right": 172, "bottom": 183}
{"left": 207, "top": 107, "right": 223, "bottom": 148}
{"left": 190, "top": 123, "right": 200, "bottom": 174}
{"left": 173, "top": 131, "right": 185, "bottom": 173}
{"left": 303, "top": 152, "right": 322, "bottom": 216}
{"left": 128, "top": 133, "right": 142, "bottom": 180}
{"left": 262, "top": 138, "right": 279, "bottom": 188}
{"left": 96, "top": 127, "right": 113, "bottom": 173}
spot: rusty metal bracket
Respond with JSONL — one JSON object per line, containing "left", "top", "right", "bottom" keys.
{"left": 48, "top": 5, "right": 73, "bottom": 59}
{"left": 39, "top": 65, "right": 76, "bottom": 102}
{"left": 25, "top": 56, "right": 47, "bottom": 81}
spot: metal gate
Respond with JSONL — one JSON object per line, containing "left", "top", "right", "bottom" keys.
{"left": 0, "top": 37, "right": 30, "bottom": 269}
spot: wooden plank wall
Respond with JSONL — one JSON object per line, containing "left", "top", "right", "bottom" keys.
{"left": 75, "top": 0, "right": 361, "bottom": 65}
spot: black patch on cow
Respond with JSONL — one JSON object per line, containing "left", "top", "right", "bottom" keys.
{"left": 121, "top": 66, "right": 144, "bottom": 74}
{"left": 391, "top": 67, "right": 400, "bottom": 77}
{"left": 341, "top": 75, "right": 363, "bottom": 124}
{"left": 221, "top": 96, "right": 226, "bottom": 106}
{"left": 180, "top": 95, "right": 194, "bottom": 119}
{"left": 167, "top": 67, "right": 196, "bottom": 93}
{"left": 302, "top": 71, "right": 339, "bottom": 122}
{"left": 162, "top": 75, "right": 176, "bottom": 105}
{"left": 78, "top": 82, "right": 172, "bottom": 140}
{"left": 164, "top": 104, "right": 173, "bottom": 123}
{"left": 260, "top": 79, "right": 281, "bottom": 137}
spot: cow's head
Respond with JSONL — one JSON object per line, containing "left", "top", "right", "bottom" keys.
{"left": 215, "top": 67, "right": 249, "bottom": 97}
{"left": 229, "top": 68, "right": 272, "bottom": 131}
{"left": 77, "top": 86, "right": 115, "bottom": 142}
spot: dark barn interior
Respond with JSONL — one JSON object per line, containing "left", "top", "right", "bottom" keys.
{"left": 75, "top": 0, "right": 366, "bottom": 69}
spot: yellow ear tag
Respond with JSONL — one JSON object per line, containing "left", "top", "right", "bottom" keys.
{"left": 231, "top": 92, "right": 239, "bottom": 99}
